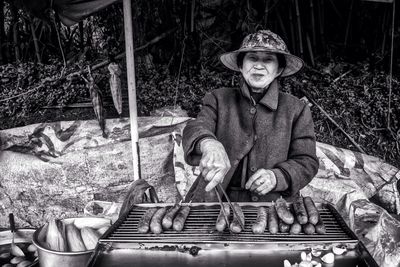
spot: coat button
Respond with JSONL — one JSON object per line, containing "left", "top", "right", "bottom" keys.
{"left": 250, "top": 167, "right": 257, "bottom": 172}
{"left": 250, "top": 107, "right": 256, "bottom": 114}
{"left": 251, "top": 195, "right": 259, "bottom": 202}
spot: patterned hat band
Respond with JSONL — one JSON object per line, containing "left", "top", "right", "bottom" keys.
{"left": 220, "top": 30, "right": 304, "bottom": 77}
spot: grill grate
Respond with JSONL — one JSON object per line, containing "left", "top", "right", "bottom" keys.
{"left": 100, "top": 202, "right": 356, "bottom": 244}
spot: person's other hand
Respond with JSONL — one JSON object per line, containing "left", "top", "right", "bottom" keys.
{"left": 199, "top": 139, "right": 231, "bottom": 192}
{"left": 245, "top": 169, "right": 276, "bottom": 195}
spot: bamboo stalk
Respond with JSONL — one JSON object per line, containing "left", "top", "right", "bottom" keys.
{"left": 344, "top": 0, "right": 354, "bottom": 47}
{"left": 332, "top": 69, "right": 352, "bottom": 83}
{"left": 264, "top": 0, "right": 270, "bottom": 28}
{"left": 190, "top": 0, "right": 195, "bottom": 32}
{"left": 327, "top": 0, "right": 344, "bottom": 21}
{"left": 13, "top": 22, "right": 20, "bottom": 62}
{"left": 387, "top": 0, "right": 396, "bottom": 129}
{"left": 309, "top": 0, "right": 316, "bottom": 48}
{"left": 294, "top": 0, "right": 303, "bottom": 57}
{"left": 381, "top": 9, "right": 388, "bottom": 56}
{"left": 30, "top": 19, "right": 42, "bottom": 63}
{"left": 306, "top": 34, "right": 314, "bottom": 66}
{"left": 42, "top": 102, "right": 115, "bottom": 109}
{"left": 317, "top": 0, "right": 326, "bottom": 54}
{"left": 300, "top": 88, "right": 365, "bottom": 154}
{"left": 277, "top": 9, "right": 287, "bottom": 39}
{"left": 0, "top": 88, "right": 37, "bottom": 103}
{"left": 9, "top": 2, "right": 19, "bottom": 63}
{"left": 289, "top": 3, "right": 296, "bottom": 53}
{"left": 53, "top": 16, "right": 66, "bottom": 74}
{"left": 0, "top": 0, "right": 4, "bottom": 64}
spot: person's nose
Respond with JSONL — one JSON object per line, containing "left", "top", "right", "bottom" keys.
{"left": 253, "top": 62, "right": 265, "bottom": 70}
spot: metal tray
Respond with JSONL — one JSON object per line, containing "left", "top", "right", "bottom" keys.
{"left": 87, "top": 202, "right": 379, "bottom": 267}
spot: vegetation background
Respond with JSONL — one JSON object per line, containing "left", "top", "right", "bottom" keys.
{"left": 0, "top": 0, "right": 399, "bottom": 168}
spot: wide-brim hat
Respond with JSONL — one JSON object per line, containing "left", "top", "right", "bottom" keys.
{"left": 220, "top": 30, "right": 304, "bottom": 77}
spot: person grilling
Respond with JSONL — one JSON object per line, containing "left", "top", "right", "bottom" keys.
{"left": 182, "top": 29, "right": 319, "bottom": 202}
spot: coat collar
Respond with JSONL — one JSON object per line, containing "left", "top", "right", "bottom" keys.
{"left": 239, "top": 78, "right": 279, "bottom": 110}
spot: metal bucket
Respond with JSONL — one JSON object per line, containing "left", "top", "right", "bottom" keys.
{"left": 32, "top": 217, "right": 111, "bottom": 267}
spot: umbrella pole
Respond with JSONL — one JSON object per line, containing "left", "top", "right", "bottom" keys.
{"left": 123, "top": 0, "right": 141, "bottom": 180}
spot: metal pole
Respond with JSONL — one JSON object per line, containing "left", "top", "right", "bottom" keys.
{"left": 123, "top": 0, "right": 141, "bottom": 180}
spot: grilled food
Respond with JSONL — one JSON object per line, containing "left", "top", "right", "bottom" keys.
{"left": 303, "top": 223, "right": 316, "bottom": 235}
{"left": 252, "top": 206, "right": 268, "bottom": 234}
{"left": 162, "top": 204, "right": 181, "bottom": 230}
{"left": 304, "top": 197, "right": 319, "bottom": 225}
{"left": 289, "top": 219, "right": 302, "bottom": 235}
{"left": 173, "top": 206, "right": 191, "bottom": 231}
{"left": 150, "top": 207, "right": 168, "bottom": 234}
{"left": 293, "top": 196, "right": 308, "bottom": 225}
{"left": 275, "top": 197, "right": 294, "bottom": 225}
{"left": 315, "top": 214, "right": 326, "bottom": 234}
{"left": 229, "top": 203, "right": 245, "bottom": 233}
{"left": 268, "top": 204, "right": 279, "bottom": 234}
{"left": 216, "top": 203, "right": 230, "bottom": 232}
{"left": 278, "top": 219, "right": 290, "bottom": 233}
{"left": 137, "top": 208, "right": 158, "bottom": 233}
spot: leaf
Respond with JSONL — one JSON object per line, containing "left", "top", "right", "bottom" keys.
{"left": 108, "top": 63, "right": 123, "bottom": 115}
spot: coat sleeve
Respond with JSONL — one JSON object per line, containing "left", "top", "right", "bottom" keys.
{"left": 275, "top": 104, "right": 319, "bottom": 196}
{"left": 182, "top": 92, "right": 218, "bottom": 166}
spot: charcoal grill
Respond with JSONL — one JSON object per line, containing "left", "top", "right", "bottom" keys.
{"left": 87, "top": 202, "right": 379, "bottom": 267}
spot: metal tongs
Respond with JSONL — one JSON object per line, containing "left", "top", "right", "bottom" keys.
{"left": 185, "top": 173, "right": 245, "bottom": 230}
{"left": 214, "top": 184, "right": 245, "bottom": 231}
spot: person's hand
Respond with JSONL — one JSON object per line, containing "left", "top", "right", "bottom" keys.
{"left": 199, "top": 139, "right": 231, "bottom": 192}
{"left": 245, "top": 169, "right": 276, "bottom": 195}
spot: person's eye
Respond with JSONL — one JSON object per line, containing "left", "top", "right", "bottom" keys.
{"left": 248, "top": 56, "right": 257, "bottom": 61}
{"left": 263, "top": 57, "right": 273, "bottom": 63}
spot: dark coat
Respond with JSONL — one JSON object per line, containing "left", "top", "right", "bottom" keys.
{"left": 182, "top": 79, "right": 319, "bottom": 202}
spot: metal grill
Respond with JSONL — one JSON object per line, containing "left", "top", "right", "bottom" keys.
{"left": 100, "top": 202, "right": 356, "bottom": 244}
{"left": 89, "top": 202, "right": 380, "bottom": 267}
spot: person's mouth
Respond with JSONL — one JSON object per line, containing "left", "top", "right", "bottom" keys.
{"left": 251, "top": 73, "right": 265, "bottom": 79}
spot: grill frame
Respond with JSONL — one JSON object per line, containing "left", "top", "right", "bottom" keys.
{"left": 87, "top": 202, "right": 380, "bottom": 267}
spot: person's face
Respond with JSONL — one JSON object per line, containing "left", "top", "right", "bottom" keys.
{"left": 239, "top": 52, "right": 283, "bottom": 92}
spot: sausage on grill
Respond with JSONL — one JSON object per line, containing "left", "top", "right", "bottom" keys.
{"left": 275, "top": 197, "right": 294, "bottom": 225}
{"left": 278, "top": 219, "right": 290, "bottom": 233}
{"left": 216, "top": 204, "right": 230, "bottom": 232}
{"left": 304, "top": 197, "right": 319, "bottom": 225}
{"left": 289, "top": 219, "right": 302, "bottom": 235}
{"left": 293, "top": 196, "right": 308, "bottom": 225}
{"left": 172, "top": 205, "right": 191, "bottom": 231}
{"left": 137, "top": 208, "right": 158, "bottom": 233}
{"left": 315, "top": 214, "right": 326, "bottom": 234}
{"left": 150, "top": 207, "right": 168, "bottom": 234}
{"left": 162, "top": 204, "right": 181, "bottom": 230}
{"left": 268, "top": 204, "right": 279, "bottom": 234}
{"left": 303, "top": 223, "right": 316, "bottom": 235}
{"left": 229, "top": 203, "right": 245, "bottom": 233}
{"left": 252, "top": 206, "right": 268, "bottom": 234}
